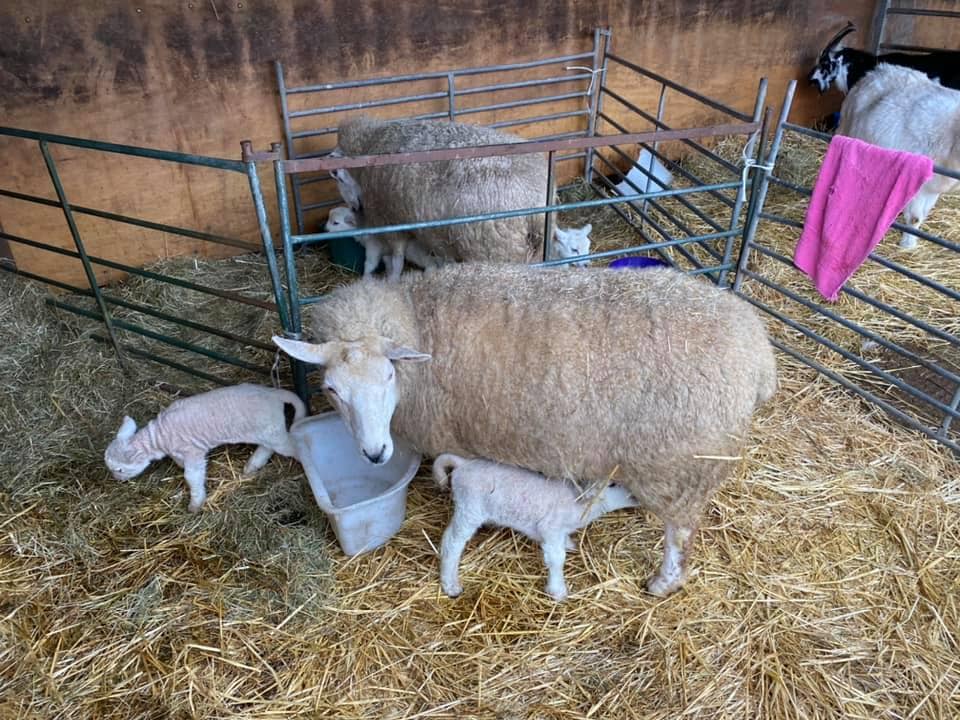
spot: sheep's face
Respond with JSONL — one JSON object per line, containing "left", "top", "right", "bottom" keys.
{"left": 104, "top": 416, "right": 151, "bottom": 481}
{"left": 552, "top": 224, "right": 592, "bottom": 267}
{"left": 325, "top": 206, "right": 358, "bottom": 233}
{"left": 273, "top": 336, "right": 430, "bottom": 465}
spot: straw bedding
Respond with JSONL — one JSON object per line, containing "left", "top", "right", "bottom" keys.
{"left": 1, "top": 137, "right": 959, "bottom": 718}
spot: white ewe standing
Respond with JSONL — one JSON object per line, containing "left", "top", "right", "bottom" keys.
{"left": 273, "top": 262, "right": 777, "bottom": 596}
{"left": 433, "top": 453, "right": 639, "bottom": 601}
{"left": 104, "top": 384, "right": 306, "bottom": 512}
{"left": 838, "top": 63, "right": 960, "bottom": 248}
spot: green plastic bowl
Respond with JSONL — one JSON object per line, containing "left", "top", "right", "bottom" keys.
{"left": 328, "top": 237, "right": 366, "bottom": 274}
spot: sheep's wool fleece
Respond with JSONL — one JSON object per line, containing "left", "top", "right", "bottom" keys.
{"left": 336, "top": 115, "right": 547, "bottom": 263}
{"left": 307, "top": 264, "right": 777, "bottom": 523}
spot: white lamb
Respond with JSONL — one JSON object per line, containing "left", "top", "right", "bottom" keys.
{"left": 325, "top": 205, "right": 443, "bottom": 277}
{"left": 552, "top": 223, "right": 592, "bottom": 267}
{"left": 104, "top": 384, "right": 306, "bottom": 512}
{"left": 433, "top": 453, "right": 639, "bottom": 601}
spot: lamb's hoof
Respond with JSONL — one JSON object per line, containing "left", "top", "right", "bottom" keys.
{"left": 646, "top": 573, "right": 685, "bottom": 598}
{"left": 187, "top": 500, "right": 205, "bottom": 513}
{"left": 546, "top": 585, "right": 569, "bottom": 602}
{"left": 442, "top": 583, "right": 463, "bottom": 598}
{"left": 899, "top": 234, "right": 918, "bottom": 250}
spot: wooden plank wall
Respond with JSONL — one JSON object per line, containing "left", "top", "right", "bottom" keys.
{"left": 0, "top": 0, "right": 887, "bottom": 287}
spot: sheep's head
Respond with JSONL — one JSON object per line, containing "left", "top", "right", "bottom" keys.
{"left": 552, "top": 224, "right": 592, "bottom": 267}
{"left": 273, "top": 335, "right": 430, "bottom": 465}
{"left": 104, "top": 416, "right": 152, "bottom": 481}
{"left": 325, "top": 206, "right": 358, "bottom": 233}
{"left": 328, "top": 148, "right": 363, "bottom": 211}
{"left": 809, "top": 22, "right": 856, "bottom": 94}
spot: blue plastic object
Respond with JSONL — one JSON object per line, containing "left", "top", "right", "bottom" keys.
{"left": 608, "top": 256, "right": 669, "bottom": 270}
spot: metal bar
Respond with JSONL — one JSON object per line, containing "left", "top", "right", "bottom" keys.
{"left": 603, "top": 52, "right": 754, "bottom": 122}
{"left": 587, "top": 180, "right": 674, "bottom": 266}
{"left": 941, "top": 385, "right": 960, "bottom": 438}
{"left": 878, "top": 42, "right": 960, "bottom": 52}
{"left": 274, "top": 162, "right": 302, "bottom": 337}
{"left": 488, "top": 109, "right": 589, "bottom": 131}
{"left": 292, "top": 180, "right": 742, "bottom": 244}
{"left": 584, "top": 27, "right": 607, "bottom": 184}
{"left": 719, "top": 78, "right": 768, "bottom": 287}
{"left": 599, "top": 87, "right": 741, "bottom": 176}
{"left": 284, "top": 51, "right": 596, "bottom": 94}
{"left": 447, "top": 73, "right": 456, "bottom": 120}
{"left": 275, "top": 62, "right": 308, "bottom": 235}
{"left": 90, "top": 333, "right": 231, "bottom": 386}
{"left": 39, "top": 140, "right": 126, "bottom": 367}
{"left": 2, "top": 261, "right": 274, "bottom": 353}
{"left": 885, "top": 7, "right": 960, "bottom": 18}
{"left": 49, "top": 299, "right": 273, "bottom": 376}
{"left": 288, "top": 90, "right": 449, "bottom": 120}
{"left": 598, "top": 112, "right": 737, "bottom": 210}
{"left": 543, "top": 150, "right": 556, "bottom": 261}
{"left": 243, "top": 147, "right": 292, "bottom": 331}
{"left": 1, "top": 230, "right": 276, "bottom": 311}
{"left": 746, "top": 241, "right": 959, "bottom": 347}
{"left": 0, "top": 187, "right": 259, "bottom": 252}
{"left": 0, "top": 126, "right": 244, "bottom": 172}
{"left": 455, "top": 90, "right": 589, "bottom": 118}
{"left": 870, "top": 0, "right": 892, "bottom": 54}
{"left": 733, "top": 80, "right": 796, "bottom": 293}
{"left": 737, "top": 273, "right": 959, "bottom": 418}
{"left": 281, "top": 122, "right": 758, "bottom": 174}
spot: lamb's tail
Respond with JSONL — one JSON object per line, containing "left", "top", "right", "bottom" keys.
{"left": 432, "top": 453, "right": 465, "bottom": 489}
{"left": 284, "top": 394, "right": 308, "bottom": 432}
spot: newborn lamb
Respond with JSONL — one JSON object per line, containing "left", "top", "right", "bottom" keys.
{"left": 104, "top": 384, "right": 306, "bottom": 512}
{"left": 433, "top": 453, "right": 639, "bottom": 601}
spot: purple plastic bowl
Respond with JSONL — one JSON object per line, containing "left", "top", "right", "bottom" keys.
{"left": 608, "top": 256, "right": 669, "bottom": 270}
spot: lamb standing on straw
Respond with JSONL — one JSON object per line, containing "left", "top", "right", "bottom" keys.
{"left": 273, "top": 262, "right": 778, "bottom": 596}
{"left": 104, "top": 384, "right": 306, "bottom": 512}
{"left": 433, "top": 453, "right": 639, "bottom": 601}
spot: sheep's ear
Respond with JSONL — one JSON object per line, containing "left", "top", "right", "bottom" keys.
{"left": 117, "top": 416, "right": 138, "bottom": 441}
{"left": 581, "top": 223, "right": 592, "bottom": 236}
{"left": 554, "top": 227, "right": 568, "bottom": 240}
{"left": 273, "top": 336, "right": 334, "bottom": 366}
{"left": 382, "top": 339, "right": 431, "bottom": 363}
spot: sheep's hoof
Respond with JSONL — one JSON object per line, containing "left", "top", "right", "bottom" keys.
{"left": 442, "top": 583, "right": 463, "bottom": 598}
{"left": 646, "top": 573, "right": 685, "bottom": 598}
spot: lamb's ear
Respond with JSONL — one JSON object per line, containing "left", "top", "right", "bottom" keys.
{"left": 382, "top": 339, "right": 431, "bottom": 363}
{"left": 554, "top": 227, "right": 569, "bottom": 241}
{"left": 272, "top": 336, "right": 334, "bottom": 366}
{"left": 117, "top": 416, "right": 138, "bottom": 441}
{"left": 581, "top": 223, "right": 592, "bottom": 236}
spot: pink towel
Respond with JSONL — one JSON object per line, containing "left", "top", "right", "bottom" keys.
{"left": 793, "top": 134, "right": 933, "bottom": 302}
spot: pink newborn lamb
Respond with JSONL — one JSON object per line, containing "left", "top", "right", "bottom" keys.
{"left": 104, "top": 384, "right": 306, "bottom": 512}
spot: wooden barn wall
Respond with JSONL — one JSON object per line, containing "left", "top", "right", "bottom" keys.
{"left": 1, "top": 0, "right": 893, "bottom": 287}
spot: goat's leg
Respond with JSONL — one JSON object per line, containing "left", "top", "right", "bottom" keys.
{"left": 243, "top": 445, "right": 274, "bottom": 476}
{"left": 183, "top": 456, "right": 209, "bottom": 513}
{"left": 439, "top": 509, "right": 481, "bottom": 598}
{"left": 647, "top": 521, "right": 697, "bottom": 597}
{"left": 541, "top": 533, "right": 570, "bottom": 601}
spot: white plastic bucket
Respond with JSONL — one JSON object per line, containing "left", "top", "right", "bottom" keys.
{"left": 290, "top": 412, "right": 421, "bottom": 556}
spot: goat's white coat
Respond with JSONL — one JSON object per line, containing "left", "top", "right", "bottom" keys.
{"left": 432, "top": 453, "right": 639, "bottom": 600}
{"left": 838, "top": 63, "right": 960, "bottom": 249}
{"left": 103, "top": 384, "right": 306, "bottom": 511}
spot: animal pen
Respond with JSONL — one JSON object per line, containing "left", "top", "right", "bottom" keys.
{"left": 2, "top": 24, "right": 959, "bottom": 719}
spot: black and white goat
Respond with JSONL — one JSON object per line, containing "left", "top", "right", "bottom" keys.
{"left": 838, "top": 63, "right": 960, "bottom": 249}
{"left": 809, "top": 22, "right": 960, "bottom": 95}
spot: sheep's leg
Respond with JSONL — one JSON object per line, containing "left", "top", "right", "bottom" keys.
{"left": 439, "top": 509, "right": 480, "bottom": 598}
{"left": 385, "top": 235, "right": 408, "bottom": 282}
{"left": 183, "top": 457, "right": 208, "bottom": 513}
{"left": 362, "top": 240, "right": 382, "bottom": 277}
{"left": 542, "top": 533, "right": 570, "bottom": 601}
{"left": 647, "top": 521, "right": 696, "bottom": 597}
{"left": 243, "top": 445, "right": 274, "bottom": 476}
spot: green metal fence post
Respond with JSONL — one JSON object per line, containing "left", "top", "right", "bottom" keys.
{"left": 39, "top": 140, "right": 127, "bottom": 369}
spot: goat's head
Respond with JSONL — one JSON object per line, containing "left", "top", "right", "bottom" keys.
{"left": 272, "top": 335, "right": 430, "bottom": 465}
{"left": 104, "top": 416, "right": 152, "bottom": 481}
{"left": 809, "top": 22, "right": 856, "bottom": 93}
{"left": 552, "top": 224, "right": 593, "bottom": 267}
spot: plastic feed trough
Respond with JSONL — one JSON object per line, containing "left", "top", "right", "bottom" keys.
{"left": 290, "top": 412, "right": 421, "bottom": 556}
